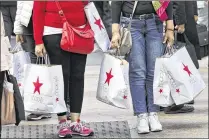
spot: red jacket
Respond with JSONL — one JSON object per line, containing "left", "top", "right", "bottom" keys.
{"left": 33, "top": 1, "right": 87, "bottom": 45}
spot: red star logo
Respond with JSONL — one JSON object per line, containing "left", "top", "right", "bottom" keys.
{"left": 183, "top": 63, "right": 192, "bottom": 76}
{"left": 176, "top": 89, "right": 180, "bottom": 93}
{"left": 123, "top": 95, "right": 127, "bottom": 99}
{"left": 105, "top": 68, "right": 114, "bottom": 86}
{"left": 56, "top": 98, "right": 59, "bottom": 102}
{"left": 33, "top": 77, "right": 43, "bottom": 94}
{"left": 94, "top": 16, "right": 104, "bottom": 30}
{"left": 18, "top": 83, "right": 21, "bottom": 87}
{"left": 159, "top": 89, "right": 163, "bottom": 94}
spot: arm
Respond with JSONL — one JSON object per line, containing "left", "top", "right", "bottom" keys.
{"left": 173, "top": 1, "right": 187, "bottom": 25}
{"left": 13, "top": 1, "right": 24, "bottom": 35}
{"left": 33, "top": 1, "right": 46, "bottom": 45}
{"left": 111, "top": 1, "right": 122, "bottom": 34}
{"left": 193, "top": 1, "right": 198, "bottom": 16}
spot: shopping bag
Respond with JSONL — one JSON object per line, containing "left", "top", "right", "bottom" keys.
{"left": 1, "top": 79, "right": 16, "bottom": 125}
{"left": 96, "top": 54, "right": 130, "bottom": 109}
{"left": 5, "top": 71, "right": 25, "bottom": 126}
{"left": 163, "top": 47, "right": 206, "bottom": 105}
{"left": 11, "top": 43, "right": 31, "bottom": 98}
{"left": 153, "top": 57, "right": 174, "bottom": 107}
{"left": 23, "top": 63, "right": 67, "bottom": 114}
{"left": 84, "top": 2, "right": 110, "bottom": 52}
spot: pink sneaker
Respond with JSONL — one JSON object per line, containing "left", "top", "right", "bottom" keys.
{"left": 58, "top": 120, "right": 72, "bottom": 138}
{"left": 70, "top": 119, "right": 94, "bottom": 137}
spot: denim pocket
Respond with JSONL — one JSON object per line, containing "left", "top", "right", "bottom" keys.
{"left": 155, "top": 17, "right": 163, "bottom": 33}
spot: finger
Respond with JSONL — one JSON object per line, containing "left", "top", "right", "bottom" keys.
{"left": 175, "top": 25, "right": 178, "bottom": 29}
{"left": 43, "top": 48, "right": 47, "bottom": 56}
{"left": 20, "top": 36, "right": 24, "bottom": 43}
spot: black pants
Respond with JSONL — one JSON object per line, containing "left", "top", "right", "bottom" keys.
{"left": 43, "top": 34, "right": 87, "bottom": 115}
{"left": 0, "top": 71, "right": 5, "bottom": 137}
{"left": 0, "top": 6, "right": 16, "bottom": 39}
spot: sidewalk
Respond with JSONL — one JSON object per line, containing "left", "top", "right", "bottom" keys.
{"left": 18, "top": 58, "right": 208, "bottom": 138}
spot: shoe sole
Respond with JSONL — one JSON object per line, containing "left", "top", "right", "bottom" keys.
{"left": 164, "top": 109, "right": 194, "bottom": 114}
{"left": 72, "top": 132, "right": 94, "bottom": 137}
{"left": 27, "top": 116, "right": 52, "bottom": 121}
{"left": 151, "top": 129, "right": 163, "bottom": 132}
{"left": 58, "top": 134, "right": 72, "bottom": 139}
{"left": 138, "top": 131, "right": 150, "bottom": 134}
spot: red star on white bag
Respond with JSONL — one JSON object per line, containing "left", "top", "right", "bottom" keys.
{"left": 176, "top": 89, "right": 180, "bottom": 93}
{"left": 182, "top": 63, "right": 192, "bottom": 76}
{"left": 56, "top": 98, "right": 59, "bottom": 102}
{"left": 159, "top": 89, "right": 163, "bottom": 94}
{"left": 33, "top": 77, "right": 43, "bottom": 94}
{"left": 123, "top": 95, "right": 127, "bottom": 99}
{"left": 94, "top": 16, "right": 104, "bottom": 30}
{"left": 105, "top": 68, "right": 114, "bottom": 86}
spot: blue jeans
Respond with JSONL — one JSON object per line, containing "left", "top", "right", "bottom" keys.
{"left": 121, "top": 16, "right": 165, "bottom": 114}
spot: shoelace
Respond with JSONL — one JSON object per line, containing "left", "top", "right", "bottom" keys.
{"left": 71, "top": 121, "right": 87, "bottom": 132}
{"left": 59, "top": 122, "right": 70, "bottom": 130}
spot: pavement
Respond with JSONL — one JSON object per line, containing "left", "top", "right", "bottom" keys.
{"left": 9, "top": 38, "right": 209, "bottom": 138}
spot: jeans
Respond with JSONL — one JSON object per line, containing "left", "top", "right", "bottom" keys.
{"left": 121, "top": 15, "right": 165, "bottom": 114}
{"left": 43, "top": 34, "right": 87, "bottom": 115}
{"left": 0, "top": 71, "right": 5, "bottom": 136}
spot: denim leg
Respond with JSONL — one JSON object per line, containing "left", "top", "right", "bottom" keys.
{"left": 127, "top": 19, "right": 147, "bottom": 114}
{"left": 145, "top": 18, "right": 165, "bottom": 113}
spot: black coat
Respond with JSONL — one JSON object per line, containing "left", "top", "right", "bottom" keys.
{"left": 0, "top": 1, "right": 17, "bottom": 6}
{"left": 173, "top": 1, "right": 201, "bottom": 60}
{"left": 93, "top": 1, "right": 112, "bottom": 39}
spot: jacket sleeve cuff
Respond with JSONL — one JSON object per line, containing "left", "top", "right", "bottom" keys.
{"left": 35, "top": 39, "right": 44, "bottom": 45}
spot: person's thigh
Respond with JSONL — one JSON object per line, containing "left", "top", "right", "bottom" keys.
{"left": 1, "top": 7, "right": 13, "bottom": 37}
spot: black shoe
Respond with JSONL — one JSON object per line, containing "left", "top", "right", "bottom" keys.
{"left": 160, "top": 107, "right": 165, "bottom": 111}
{"left": 164, "top": 104, "right": 194, "bottom": 114}
{"left": 186, "top": 100, "right": 194, "bottom": 104}
{"left": 27, "top": 113, "right": 52, "bottom": 121}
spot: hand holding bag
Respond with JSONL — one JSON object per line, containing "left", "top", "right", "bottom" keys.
{"left": 117, "top": 1, "right": 138, "bottom": 56}
{"left": 55, "top": 1, "right": 95, "bottom": 54}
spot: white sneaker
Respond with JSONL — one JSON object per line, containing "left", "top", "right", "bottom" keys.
{"left": 137, "top": 113, "right": 150, "bottom": 134}
{"left": 148, "top": 112, "right": 162, "bottom": 132}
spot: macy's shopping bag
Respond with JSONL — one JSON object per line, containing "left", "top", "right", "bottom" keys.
{"left": 84, "top": 2, "right": 110, "bottom": 52}
{"left": 23, "top": 64, "right": 67, "bottom": 114}
{"left": 96, "top": 54, "right": 130, "bottom": 109}
{"left": 11, "top": 43, "right": 31, "bottom": 97}
{"left": 163, "top": 47, "right": 206, "bottom": 105}
{"left": 153, "top": 57, "right": 174, "bottom": 107}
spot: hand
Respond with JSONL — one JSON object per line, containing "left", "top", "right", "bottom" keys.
{"left": 35, "top": 44, "right": 46, "bottom": 57}
{"left": 175, "top": 24, "right": 185, "bottom": 34}
{"left": 194, "top": 15, "right": 198, "bottom": 22}
{"left": 16, "top": 34, "right": 24, "bottom": 43}
{"left": 111, "top": 32, "right": 121, "bottom": 48}
{"left": 163, "top": 30, "right": 174, "bottom": 48}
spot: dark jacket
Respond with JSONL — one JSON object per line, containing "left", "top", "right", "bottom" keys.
{"left": 173, "top": 1, "right": 201, "bottom": 60}
{"left": 93, "top": 1, "right": 112, "bottom": 39}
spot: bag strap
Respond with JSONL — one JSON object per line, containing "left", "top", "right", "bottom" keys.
{"left": 127, "top": 1, "right": 138, "bottom": 30}
{"left": 55, "top": 1, "right": 67, "bottom": 22}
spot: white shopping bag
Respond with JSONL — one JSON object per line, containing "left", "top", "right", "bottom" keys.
{"left": 153, "top": 58, "right": 174, "bottom": 107}
{"left": 163, "top": 47, "right": 206, "bottom": 105}
{"left": 84, "top": 2, "right": 110, "bottom": 52}
{"left": 96, "top": 54, "right": 130, "bottom": 109}
{"left": 12, "top": 43, "right": 31, "bottom": 98}
{"left": 23, "top": 64, "right": 67, "bottom": 114}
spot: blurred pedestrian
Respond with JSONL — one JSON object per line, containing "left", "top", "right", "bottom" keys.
{"left": 197, "top": 1, "right": 208, "bottom": 29}
{"left": 111, "top": 1, "right": 174, "bottom": 134}
{"left": 13, "top": 1, "right": 53, "bottom": 121}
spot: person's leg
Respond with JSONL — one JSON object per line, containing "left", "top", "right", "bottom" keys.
{"left": 0, "top": 7, "right": 13, "bottom": 40}
{"left": 145, "top": 16, "right": 164, "bottom": 132}
{"left": 123, "top": 17, "right": 148, "bottom": 134}
{"left": 0, "top": 71, "right": 5, "bottom": 138}
{"left": 68, "top": 53, "right": 94, "bottom": 136}
{"left": 43, "top": 34, "right": 72, "bottom": 138}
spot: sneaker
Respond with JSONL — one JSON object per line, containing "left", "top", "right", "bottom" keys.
{"left": 70, "top": 119, "right": 94, "bottom": 137}
{"left": 137, "top": 113, "right": 150, "bottom": 134}
{"left": 148, "top": 112, "right": 162, "bottom": 132}
{"left": 58, "top": 120, "right": 72, "bottom": 138}
{"left": 27, "top": 113, "right": 52, "bottom": 121}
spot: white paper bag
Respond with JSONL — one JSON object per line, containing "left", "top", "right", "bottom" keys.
{"left": 84, "top": 2, "right": 110, "bottom": 52}
{"left": 96, "top": 54, "right": 130, "bottom": 109}
{"left": 153, "top": 58, "right": 174, "bottom": 107}
{"left": 12, "top": 44, "right": 31, "bottom": 98}
{"left": 23, "top": 64, "right": 67, "bottom": 114}
{"left": 163, "top": 47, "right": 206, "bottom": 105}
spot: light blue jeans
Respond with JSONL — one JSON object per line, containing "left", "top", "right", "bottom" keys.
{"left": 121, "top": 15, "right": 165, "bottom": 115}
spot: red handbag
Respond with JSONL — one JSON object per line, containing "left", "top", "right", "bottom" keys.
{"left": 55, "top": 1, "right": 95, "bottom": 54}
